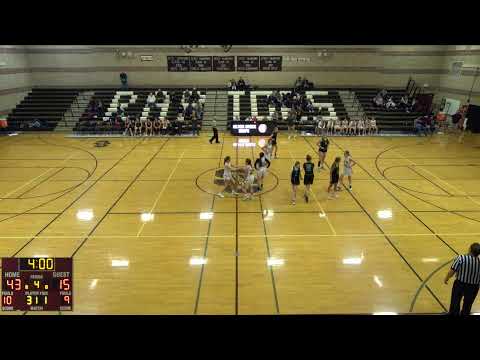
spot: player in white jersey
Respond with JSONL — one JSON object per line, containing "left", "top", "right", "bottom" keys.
{"left": 262, "top": 138, "right": 274, "bottom": 162}
{"left": 357, "top": 119, "right": 365, "bottom": 136}
{"left": 241, "top": 158, "right": 256, "bottom": 200}
{"left": 217, "top": 156, "right": 237, "bottom": 198}
{"left": 326, "top": 119, "right": 334, "bottom": 135}
{"left": 341, "top": 150, "right": 356, "bottom": 191}
{"left": 341, "top": 118, "right": 349, "bottom": 135}
{"left": 347, "top": 118, "right": 357, "bottom": 136}
{"left": 333, "top": 119, "right": 342, "bottom": 135}
{"left": 369, "top": 117, "right": 378, "bottom": 135}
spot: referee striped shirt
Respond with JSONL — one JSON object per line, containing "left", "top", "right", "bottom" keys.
{"left": 451, "top": 254, "right": 480, "bottom": 285}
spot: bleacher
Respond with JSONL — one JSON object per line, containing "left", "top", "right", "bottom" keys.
{"left": 227, "top": 89, "right": 347, "bottom": 132}
{"left": 73, "top": 88, "right": 206, "bottom": 135}
{"left": 6, "top": 88, "right": 78, "bottom": 131}
{"left": 353, "top": 88, "right": 424, "bottom": 131}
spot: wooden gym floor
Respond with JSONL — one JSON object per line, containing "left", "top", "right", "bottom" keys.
{"left": 1, "top": 131, "right": 480, "bottom": 315}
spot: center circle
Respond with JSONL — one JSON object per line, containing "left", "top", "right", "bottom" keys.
{"left": 196, "top": 167, "right": 279, "bottom": 197}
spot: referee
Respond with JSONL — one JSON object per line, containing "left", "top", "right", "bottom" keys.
{"left": 444, "top": 243, "right": 480, "bottom": 315}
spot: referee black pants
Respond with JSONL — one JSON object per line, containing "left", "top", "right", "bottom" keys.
{"left": 449, "top": 279, "right": 479, "bottom": 315}
{"left": 209, "top": 127, "right": 219, "bottom": 143}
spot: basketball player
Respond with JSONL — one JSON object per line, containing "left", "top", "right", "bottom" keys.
{"left": 303, "top": 155, "right": 315, "bottom": 203}
{"left": 124, "top": 117, "right": 133, "bottom": 136}
{"left": 341, "top": 150, "right": 356, "bottom": 191}
{"left": 334, "top": 118, "right": 342, "bottom": 135}
{"left": 357, "top": 118, "right": 365, "bottom": 136}
{"left": 153, "top": 117, "right": 161, "bottom": 136}
{"left": 369, "top": 117, "right": 378, "bottom": 135}
{"left": 341, "top": 117, "right": 349, "bottom": 135}
{"left": 242, "top": 158, "right": 255, "bottom": 201}
{"left": 270, "top": 126, "right": 279, "bottom": 158}
{"left": 287, "top": 109, "right": 296, "bottom": 140}
{"left": 317, "top": 136, "right": 330, "bottom": 171}
{"left": 347, "top": 117, "right": 357, "bottom": 136}
{"left": 217, "top": 156, "right": 237, "bottom": 198}
{"left": 254, "top": 152, "right": 271, "bottom": 190}
{"left": 291, "top": 161, "right": 302, "bottom": 205}
{"left": 326, "top": 118, "right": 334, "bottom": 135}
{"left": 134, "top": 118, "right": 142, "bottom": 136}
{"left": 328, "top": 157, "right": 341, "bottom": 199}
{"left": 145, "top": 117, "right": 153, "bottom": 136}
{"left": 262, "top": 138, "right": 274, "bottom": 162}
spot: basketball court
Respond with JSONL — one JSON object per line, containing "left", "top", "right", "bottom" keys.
{"left": 1, "top": 131, "right": 480, "bottom": 315}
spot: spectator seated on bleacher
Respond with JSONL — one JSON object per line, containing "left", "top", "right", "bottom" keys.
{"left": 190, "top": 88, "right": 200, "bottom": 102}
{"left": 237, "top": 77, "right": 246, "bottom": 90}
{"left": 399, "top": 95, "right": 410, "bottom": 112}
{"left": 227, "top": 79, "right": 237, "bottom": 90}
{"left": 184, "top": 103, "right": 194, "bottom": 119}
{"left": 373, "top": 93, "right": 384, "bottom": 107}
{"left": 147, "top": 93, "right": 156, "bottom": 108}
{"left": 414, "top": 116, "right": 429, "bottom": 136}
{"left": 294, "top": 77, "right": 303, "bottom": 91}
{"left": 385, "top": 97, "right": 397, "bottom": 110}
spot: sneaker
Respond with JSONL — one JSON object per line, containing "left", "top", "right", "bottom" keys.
{"left": 334, "top": 193, "right": 339, "bottom": 198}
{"left": 328, "top": 195, "right": 334, "bottom": 200}
{"left": 305, "top": 194, "right": 309, "bottom": 203}
{"left": 217, "top": 192, "right": 224, "bottom": 198}
{"left": 349, "top": 185, "right": 352, "bottom": 191}
{"left": 292, "top": 200, "right": 296, "bottom": 205}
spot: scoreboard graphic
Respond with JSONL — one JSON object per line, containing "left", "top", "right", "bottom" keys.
{"left": 1, "top": 258, "right": 73, "bottom": 311}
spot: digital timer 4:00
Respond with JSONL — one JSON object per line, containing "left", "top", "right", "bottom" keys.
{"left": 1, "top": 257, "right": 73, "bottom": 312}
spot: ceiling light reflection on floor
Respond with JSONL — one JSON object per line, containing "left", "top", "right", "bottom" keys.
{"left": 373, "top": 275, "right": 383, "bottom": 288}
{"left": 342, "top": 253, "right": 365, "bottom": 265}
{"left": 111, "top": 260, "right": 129, "bottom": 268}
{"left": 189, "top": 257, "right": 207, "bottom": 265}
{"left": 377, "top": 209, "right": 393, "bottom": 220}
{"left": 267, "top": 258, "right": 284, "bottom": 266}
{"left": 140, "top": 212, "right": 155, "bottom": 222}
{"left": 199, "top": 212, "right": 214, "bottom": 220}
{"left": 263, "top": 210, "right": 274, "bottom": 221}
{"left": 76, "top": 209, "right": 94, "bottom": 221}
{"left": 421, "top": 258, "right": 439, "bottom": 263}
{"left": 89, "top": 279, "right": 98, "bottom": 290}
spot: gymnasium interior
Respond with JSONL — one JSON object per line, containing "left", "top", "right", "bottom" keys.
{"left": 1, "top": 45, "right": 480, "bottom": 315}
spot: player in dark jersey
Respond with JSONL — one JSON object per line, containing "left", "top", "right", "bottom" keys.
{"left": 303, "top": 154, "right": 315, "bottom": 203}
{"left": 317, "top": 136, "right": 330, "bottom": 171}
{"left": 291, "top": 161, "right": 302, "bottom": 205}
{"left": 270, "top": 126, "right": 279, "bottom": 159}
{"left": 328, "top": 156, "right": 341, "bottom": 199}
{"left": 254, "top": 152, "right": 271, "bottom": 190}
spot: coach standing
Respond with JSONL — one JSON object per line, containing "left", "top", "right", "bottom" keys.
{"left": 444, "top": 243, "right": 480, "bottom": 315}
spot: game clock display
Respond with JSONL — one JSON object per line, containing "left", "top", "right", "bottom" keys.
{"left": 1, "top": 258, "right": 73, "bottom": 311}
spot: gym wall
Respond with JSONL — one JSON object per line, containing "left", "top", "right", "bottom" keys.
{"left": 24, "top": 45, "right": 445, "bottom": 88}
{"left": 0, "top": 46, "right": 32, "bottom": 115}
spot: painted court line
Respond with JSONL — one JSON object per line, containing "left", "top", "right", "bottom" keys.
{"left": 1, "top": 231, "right": 480, "bottom": 240}
{"left": 0, "top": 152, "right": 77, "bottom": 200}
{"left": 392, "top": 149, "right": 480, "bottom": 207}
{"left": 135, "top": 150, "right": 186, "bottom": 237}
